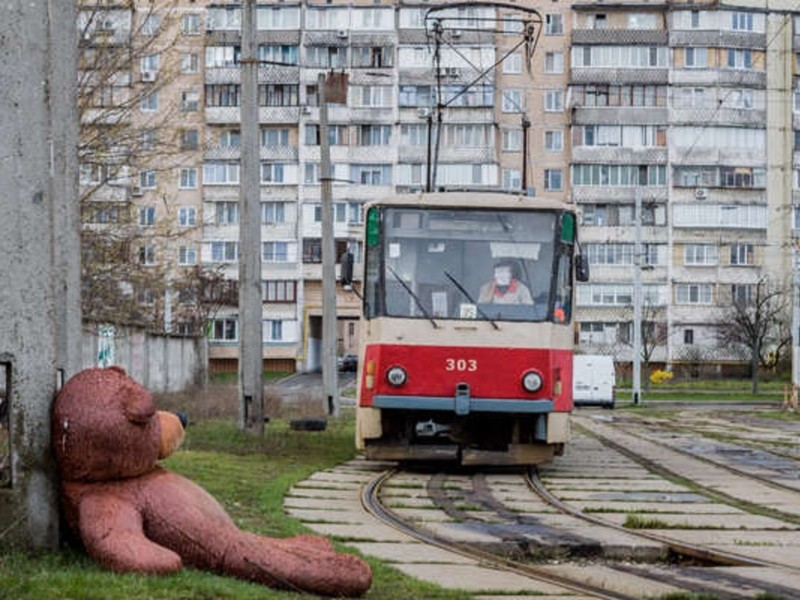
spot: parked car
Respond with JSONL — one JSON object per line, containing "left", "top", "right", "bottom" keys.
{"left": 338, "top": 354, "right": 358, "bottom": 372}
{"left": 573, "top": 354, "right": 616, "bottom": 409}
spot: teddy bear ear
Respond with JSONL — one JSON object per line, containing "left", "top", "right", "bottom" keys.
{"left": 107, "top": 365, "right": 127, "bottom": 376}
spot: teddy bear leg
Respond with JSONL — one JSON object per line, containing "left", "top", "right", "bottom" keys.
{"left": 219, "top": 530, "right": 372, "bottom": 597}
{"left": 79, "top": 493, "right": 182, "bottom": 574}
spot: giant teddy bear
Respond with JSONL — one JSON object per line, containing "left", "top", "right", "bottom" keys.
{"left": 52, "top": 366, "right": 372, "bottom": 596}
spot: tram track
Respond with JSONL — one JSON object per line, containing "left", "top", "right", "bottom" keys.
{"left": 360, "top": 464, "right": 800, "bottom": 598}
{"left": 361, "top": 468, "right": 635, "bottom": 600}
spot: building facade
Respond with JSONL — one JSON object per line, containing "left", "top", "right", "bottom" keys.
{"left": 78, "top": 0, "right": 800, "bottom": 375}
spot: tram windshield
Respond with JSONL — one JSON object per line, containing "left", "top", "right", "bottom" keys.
{"left": 364, "top": 207, "right": 572, "bottom": 323}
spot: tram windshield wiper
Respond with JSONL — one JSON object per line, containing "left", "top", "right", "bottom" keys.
{"left": 443, "top": 271, "right": 499, "bottom": 330}
{"left": 387, "top": 265, "right": 439, "bottom": 328}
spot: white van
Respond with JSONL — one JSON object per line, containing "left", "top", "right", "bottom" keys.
{"left": 573, "top": 354, "right": 616, "bottom": 409}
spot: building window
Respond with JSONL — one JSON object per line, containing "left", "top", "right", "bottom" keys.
{"left": 502, "top": 169, "right": 521, "bottom": 191}
{"left": 502, "top": 130, "right": 522, "bottom": 152}
{"left": 684, "top": 329, "right": 694, "bottom": 344}
{"left": 260, "top": 163, "right": 285, "bottom": 183}
{"left": 732, "top": 284, "right": 754, "bottom": 305}
{"left": 544, "top": 169, "right": 563, "bottom": 191}
{"left": 731, "top": 11, "right": 754, "bottom": 31}
{"left": 356, "top": 125, "right": 392, "bottom": 146}
{"left": 140, "top": 170, "right": 156, "bottom": 189}
{"left": 262, "top": 241, "right": 289, "bottom": 262}
{"left": 261, "top": 128, "right": 290, "bottom": 146}
{"left": 675, "top": 283, "right": 713, "bottom": 305}
{"left": 180, "top": 129, "right": 199, "bottom": 151}
{"left": 503, "top": 53, "right": 522, "bottom": 74}
{"left": 182, "top": 14, "right": 201, "bottom": 35}
{"left": 140, "top": 91, "right": 158, "bottom": 112}
{"left": 181, "top": 91, "right": 200, "bottom": 112}
{"left": 544, "top": 90, "right": 563, "bottom": 112}
{"left": 544, "top": 51, "right": 564, "bottom": 74}
{"left": 140, "top": 14, "right": 160, "bottom": 36}
{"left": 138, "top": 245, "right": 156, "bottom": 266}
{"left": 178, "top": 207, "right": 196, "bottom": 227}
{"left": 138, "top": 206, "right": 155, "bottom": 227}
{"left": 262, "top": 201, "right": 286, "bottom": 224}
{"left": 216, "top": 202, "right": 238, "bottom": 225}
{"left": 545, "top": 14, "right": 563, "bottom": 35}
{"left": 211, "top": 241, "right": 239, "bottom": 263}
{"left": 181, "top": 53, "right": 199, "bottom": 74}
{"left": 258, "top": 44, "right": 299, "bottom": 66}
{"left": 727, "top": 48, "right": 753, "bottom": 69}
{"left": 545, "top": 130, "right": 563, "bottom": 152}
{"left": 304, "top": 124, "right": 347, "bottom": 146}
{"left": 171, "top": 175, "right": 193, "bottom": 201}
{"left": 263, "top": 280, "right": 296, "bottom": 303}
{"left": 350, "top": 164, "right": 390, "bottom": 185}
{"left": 258, "top": 84, "right": 299, "bottom": 107}
{"left": 210, "top": 318, "right": 238, "bottom": 342}
{"left": 685, "top": 47, "right": 708, "bottom": 68}
{"left": 178, "top": 245, "right": 197, "bottom": 266}
{"left": 729, "top": 243, "right": 755, "bottom": 265}
{"left": 352, "top": 46, "right": 393, "bottom": 68}
{"left": 203, "top": 162, "right": 240, "bottom": 185}
{"left": 502, "top": 90, "right": 522, "bottom": 112}
{"left": 684, "top": 244, "right": 718, "bottom": 266}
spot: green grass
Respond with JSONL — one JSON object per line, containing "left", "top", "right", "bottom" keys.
{"left": 0, "top": 410, "right": 473, "bottom": 600}
{"left": 209, "top": 370, "right": 292, "bottom": 385}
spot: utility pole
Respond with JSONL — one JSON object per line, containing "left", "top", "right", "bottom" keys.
{"left": 238, "top": 0, "right": 264, "bottom": 434}
{"left": 319, "top": 72, "right": 339, "bottom": 417}
{"left": 793, "top": 241, "right": 800, "bottom": 387}
{"left": 521, "top": 113, "right": 530, "bottom": 193}
{"left": 632, "top": 186, "right": 643, "bottom": 405}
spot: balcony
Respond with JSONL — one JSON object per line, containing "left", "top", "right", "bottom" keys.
{"left": 571, "top": 106, "right": 668, "bottom": 125}
{"left": 571, "top": 146, "right": 667, "bottom": 165}
{"left": 571, "top": 68, "right": 668, "bottom": 85}
{"left": 572, "top": 29, "right": 668, "bottom": 46}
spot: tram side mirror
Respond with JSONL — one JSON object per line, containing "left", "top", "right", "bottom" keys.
{"left": 575, "top": 255, "right": 590, "bottom": 282}
{"left": 340, "top": 251, "right": 354, "bottom": 288}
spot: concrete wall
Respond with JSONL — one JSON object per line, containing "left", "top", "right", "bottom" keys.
{"left": 82, "top": 324, "right": 208, "bottom": 393}
{"left": 0, "top": 2, "right": 80, "bottom": 550}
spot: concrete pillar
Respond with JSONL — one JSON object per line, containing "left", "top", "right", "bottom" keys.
{"left": 0, "top": 1, "right": 80, "bottom": 549}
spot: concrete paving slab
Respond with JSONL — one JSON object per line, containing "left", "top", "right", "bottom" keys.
{"left": 567, "top": 501, "right": 745, "bottom": 515}
{"left": 347, "top": 541, "right": 476, "bottom": 564}
{"left": 307, "top": 471, "right": 373, "bottom": 485}
{"left": 286, "top": 486, "right": 360, "bottom": 500}
{"left": 555, "top": 490, "right": 709, "bottom": 503}
{"left": 499, "top": 500, "right": 561, "bottom": 513}
{"left": 542, "top": 478, "right": 688, "bottom": 492}
{"left": 536, "top": 564, "right": 682, "bottom": 598}
{"left": 303, "top": 522, "right": 412, "bottom": 542}
{"left": 381, "top": 495, "right": 438, "bottom": 508}
{"left": 392, "top": 507, "right": 455, "bottom": 523}
{"left": 390, "top": 563, "right": 570, "bottom": 594}
{"left": 420, "top": 521, "right": 505, "bottom": 543}
{"left": 285, "top": 508, "right": 370, "bottom": 524}
{"left": 598, "top": 512, "right": 798, "bottom": 530}
{"left": 283, "top": 496, "right": 364, "bottom": 511}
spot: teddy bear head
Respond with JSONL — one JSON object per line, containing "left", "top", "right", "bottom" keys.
{"left": 52, "top": 366, "right": 184, "bottom": 482}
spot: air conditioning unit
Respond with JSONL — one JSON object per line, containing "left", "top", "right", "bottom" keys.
{"left": 443, "top": 67, "right": 459, "bottom": 77}
{"left": 451, "top": 29, "right": 462, "bottom": 38}
{"left": 417, "top": 106, "right": 432, "bottom": 118}
{"left": 695, "top": 188, "right": 708, "bottom": 199}
{"left": 336, "top": 29, "right": 348, "bottom": 39}
{"left": 131, "top": 186, "right": 143, "bottom": 197}
{"left": 141, "top": 70, "right": 156, "bottom": 82}
{"left": 301, "top": 106, "right": 312, "bottom": 115}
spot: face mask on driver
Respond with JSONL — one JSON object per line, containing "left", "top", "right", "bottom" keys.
{"left": 494, "top": 266, "right": 512, "bottom": 286}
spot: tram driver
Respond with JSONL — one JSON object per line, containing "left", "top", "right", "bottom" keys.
{"left": 478, "top": 259, "right": 534, "bottom": 305}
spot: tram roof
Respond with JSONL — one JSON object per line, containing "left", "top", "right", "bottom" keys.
{"left": 364, "top": 191, "right": 575, "bottom": 213}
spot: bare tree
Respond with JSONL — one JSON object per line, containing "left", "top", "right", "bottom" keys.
{"left": 78, "top": 0, "right": 212, "bottom": 332}
{"left": 716, "top": 277, "right": 791, "bottom": 393}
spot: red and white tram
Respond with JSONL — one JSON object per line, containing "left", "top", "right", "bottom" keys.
{"left": 342, "top": 192, "right": 589, "bottom": 466}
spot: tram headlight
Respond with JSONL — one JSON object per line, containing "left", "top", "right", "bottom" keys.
{"left": 521, "top": 370, "right": 543, "bottom": 393}
{"left": 386, "top": 366, "right": 407, "bottom": 387}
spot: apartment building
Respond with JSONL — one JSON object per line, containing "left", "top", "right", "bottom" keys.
{"left": 79, "top": 0, "right": 797, "bottom": 375}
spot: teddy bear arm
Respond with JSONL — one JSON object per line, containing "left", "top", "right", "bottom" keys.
{"left": 78, "top": 492, "right": 182, "bottom": 574}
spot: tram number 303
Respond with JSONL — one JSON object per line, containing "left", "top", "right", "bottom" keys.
{"left": 444, "top": 358, "right": 478, "bottom": 372}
